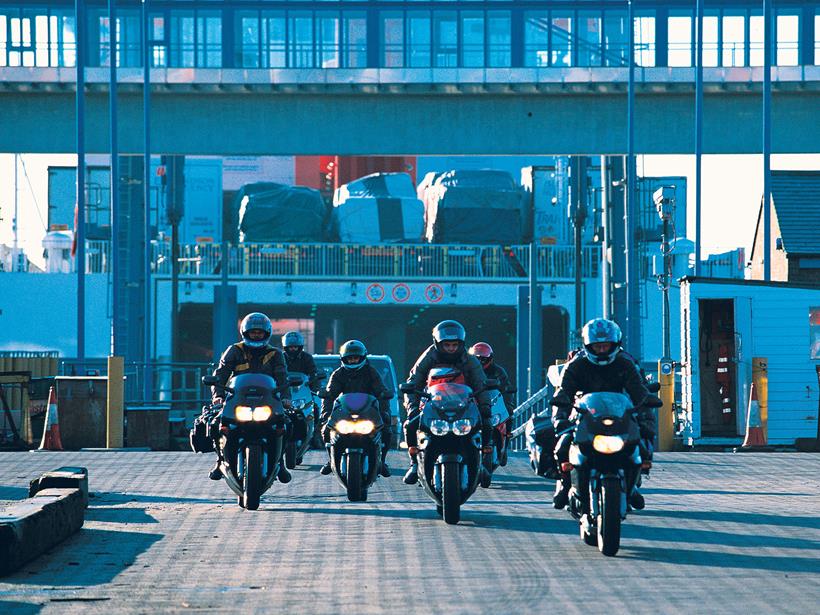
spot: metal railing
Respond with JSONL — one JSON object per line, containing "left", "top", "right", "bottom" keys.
{"left": 509, "top": 383, "right": 553, "bottom": 451}
{"left": 152, "top": 242, "right": 600, "bottom": 280}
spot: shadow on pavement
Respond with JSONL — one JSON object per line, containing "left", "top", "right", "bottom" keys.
{"left": 9, "top": 528, "right": 163, "bottom": 586}
{"left": 637, "top": 509, "right": 820, "bottom": 529}
{"left": 96, "top": 492, "right": 230, "bottom": 505}
{"left": 85, "top": 506, "right": 159, "bottom": 524}
{"left": 464, "top": 510, "right": 577, "bottom": 535}
{"left": 619, "top": 545, "right": 820, "bottom": 572}
{"left": 624, "top": 523, "right": 820, "bottom": 551}
{"left": 644, "top": 487, "right": 810, "bottom": 497}
{"left": 266, "top": 505, "right": 442, "bottom": 522}
{"left": 0, "top": 601, "right": 43, "bottom": 614}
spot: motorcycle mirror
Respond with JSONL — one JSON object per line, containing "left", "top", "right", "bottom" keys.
{"left": 644, "top": 395, "right": 663, "bottom": 408}
{"left": 646, "top": 382, "right": 661, "bottom": 393}
{"left": 398, "top": 382, "right": 416, "bottom": 394}
{"left": 316, "top": 389, "right": 330, "bottom": 399}
{"left": 202, "top": 375, "right": 218, "bottom": 386}
{"left": 380, "top": 391, "right": 395, "bottom": 401}
{"left": 316, "top": 369, "right": 328, "bottom": 381}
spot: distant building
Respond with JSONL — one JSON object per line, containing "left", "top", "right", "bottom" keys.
{"left": 750, "top": 171, "right": 820, "bottom": 283}
{"left": 701, "top": 248, "right": 746, "bottom": 280}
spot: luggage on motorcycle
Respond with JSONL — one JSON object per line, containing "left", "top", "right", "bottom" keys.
{"left": 189, "top": 413, "right": 215, "bottom": 453}
{"left": 525, "top": 414, "right": 558, "bottom": 478}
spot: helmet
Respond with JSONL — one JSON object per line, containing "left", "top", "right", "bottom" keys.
{"left": 432, "top": 320, "right": 466, "bottom": 360}
{"left": 339, "top": 339, "right": 367, "bottom": 370}
{"left": 468, "top": 342, "right": 494, "bottom": 369}
{"left": 239, "top": 313, "right": 272, "bottom": 349}
{"left": 581, "top": 318, "right": 622, "bottom": 366}
{"left": 282, "top": 331, "right": 305, "bottom": 357}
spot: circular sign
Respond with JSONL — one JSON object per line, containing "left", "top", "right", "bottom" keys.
{"left": 392, "top": 283, "right": 411, "bottom": 303}
{"left": 424, "top": 283, "right": 444, "bottom": 303}
{"left": 365, "top": 283, "right": 385, "bottom": 303}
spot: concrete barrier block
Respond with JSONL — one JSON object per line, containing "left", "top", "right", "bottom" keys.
{"left": 0, "top": 488, "right": 85, "bottom": 577}
{"left": 28, "top": 466, "right": 88, "bottom": 507}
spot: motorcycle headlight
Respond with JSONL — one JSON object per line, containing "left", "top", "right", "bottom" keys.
{"left": 451, "top": 419, "right": 472, "bottom": 436}
{"left": 291, "top": 399, "right": 307, "bottom": 410}
{"left": 353, "top": 420, "right": 375, "bottom": 435}
{"left": 252, "top": 405, "right": 272, "bottom": 422}
{"left": 336, "top": 419, "right": 355, "bottom": 434}
{"left": 593, "top": 434, "right": 625, "bottom": 454}
{"left": 430, "top": 419, "right": 450, "bottom": 436}
{"left": 235, "top": 405, "right": 253, "bottom": 422}
{"left": 490, "top": 414, "right": 502, "bottom": 427}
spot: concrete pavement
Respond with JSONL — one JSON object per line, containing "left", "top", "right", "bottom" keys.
{"left": 0, "top": 451, "right": 818, "bottom": 614}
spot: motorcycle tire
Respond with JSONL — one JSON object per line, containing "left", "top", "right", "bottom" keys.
{"left": 284, "top": 441, "right": 297, "bottom": 469}
{"left": 598, "top": 476, "right": 622, "bottom": 556}
{"left": 243, "top": 444, "right": 262, "bottom": 511}
{"left": 346, "top": 452, "right": 364, "bottom": 502}
{"left": 442, "top": 461, "right": 461, "bottom": 525}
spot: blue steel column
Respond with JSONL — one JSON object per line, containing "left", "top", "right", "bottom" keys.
{"left": 142, "top": 0, "right": 152, "bottom": 399}
{"left": 76, "top": 0, "right": 86, "bottom": 364}
{"left": 625, "top": 0, "right": 640, "bottom": 353}
{"left": 695, "top": 0, "right": 703, "bottom": 276}
{"left": 109, "top": 0, "right": 120, "bottom": 356}
{"left": 516, "top": 285, "right": 529, "bottom": 406}
{"left": 762, "top": 0, "right": 772, "bottom": 281}
{"left": 528, "top": 168, "right": 542, "bottom": 397}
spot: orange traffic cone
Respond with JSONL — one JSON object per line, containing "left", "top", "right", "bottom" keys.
{"left": 38, "top": 386, "right": 63, "bottom": 451}
{"left": 740, "top": 383, "right": 767, "bottom": 449}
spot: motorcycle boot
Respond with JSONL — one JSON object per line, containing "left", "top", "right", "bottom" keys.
{"left": 277, "top": 463, "right": 292, "bottom": 484}
{"left": 319, "top": 461, "right": 332, "bottom": 475}
{"left": 379, "top": 461, "right": 391, "bottom": 478}
{"left": 208, "top": 461, "right": 223, "bottom": 481}
{"left": 403, "top": 450, "right": 419, "bottom": 485}
{"left": 629, "top": 488, "right": 646, "bottom": 510}
{"left": 479, "top": 424, "right": 494, "bottom": 488}
{"left": 553, "top": 477, "right": 570, "bottom": 509}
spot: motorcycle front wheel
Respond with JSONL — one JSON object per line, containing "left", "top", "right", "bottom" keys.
{"left": 441, "top": 461, "right": 461, "bottom": 525}
{"left": 345, "top": 451, "right": 364, "bottom": 502}
{"left": 243, "top": 444, "right": 262, "bottom": 511}
{"left": 284, "top": 440, "right": 297, "bottom": 469}
{"left": 598, "top": 476, "right": 622, "bottom": 556}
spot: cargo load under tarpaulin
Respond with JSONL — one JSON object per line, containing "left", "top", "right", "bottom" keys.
{"left": 423, "top": 170, "right": 526, "bottom": 244}
{"left": 237, "top": 182, "right": 326, "bottom": 242}
{"left": 332, "top": 173, "right": 424, "bottom": 243}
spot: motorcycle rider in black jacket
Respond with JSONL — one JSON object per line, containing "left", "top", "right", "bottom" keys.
{"left": 281, "top": 330, "right": 323, "bottom": 424}
{"left": 551, "top": 318, "right": 655, "bottom": 511}
{"left": 318, "top": 340, "right": 393, "bottom": 478}
{"left": 402, "top": 320, "right": 492, "bottom": 486}
{"left": 206, "top": 312, "right": 292, "bottom": 484}
{"left": 468, "top": 342, "right": 515, "bottom": 439}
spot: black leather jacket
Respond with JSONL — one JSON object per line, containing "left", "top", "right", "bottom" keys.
{"left": 320, "top": 363, "right": 390, "bottom": 424}
{"left": 404, "top": 345, "right": 491, "bottom": 418}
{"left": 483, "top": 363, "right": 515, "bottom": 413}
{"left": 283, "top": 350, "right": 321, "bottom": 390}
{"left": 550, "top": 350, "right": 650, "bottom": 430}
{"left": 211, "top": 342, "right": 289, "bottom": 401}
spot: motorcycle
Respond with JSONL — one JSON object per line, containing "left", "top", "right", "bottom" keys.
{"left": 488, "top": 390, "right": 510, "bottom": 470}
{"left": 400, "top": 378, "right": 496, "bottom": 525}
{"left": 283, "top": 372, "right": 318, "bottom": 469}
{"left": 324, "top": 392, "right": 390, "bottom": 502}
{"left": 201, "top": 373, "right": 289, "bottom": 511}
{"left": 524, "top": 413, "right": 558, "bottom": 479}
{"left": 566, "top": 391, "right": 660, "bottom": 556}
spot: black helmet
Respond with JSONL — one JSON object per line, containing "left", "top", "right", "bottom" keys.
{"left": 581, "top": 318, "right": 622, "bottom": 366}
{"left": 239, "top": 313, "right": 272, "bottom": 349}
{"left": 282, "top": 331, "right": 305, "bottom": 357}
{"left": 339, "top": 340, "right": 367, "bottom": 370}
{"left": 432, "top": 320, "right": 466, "bottom": 360}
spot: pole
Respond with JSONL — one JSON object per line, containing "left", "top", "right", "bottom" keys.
{"left": 762, "top": 0, "right": 772, "bottom": 281}
{"left": 109, "top": 0, "right": 120, "bottom": 357}
{"left": 662, "top": 217, "right": 671, "bottom": 358}
{"left": 106, "top": 355, "right": 124, "bottom": 448}
{"left": 600, "top": 156, "right": 610, "bottom": 319}
{"left": 142, "top": 0, "right": 152, "bottom": 400}
{"left": 695, "top": 0, "right": 704, "bottom": 276}
{"left": 528, "top": 167, "right": 542, "bottom": 397}
{"left": 516, "top": 285, "right": 529, "bottom": 407}
{"left": 76, "top": 0, "right": 86, "bottom": 364}
{"left": 13, "top": 153, "right": 18, "bottom": 268}
{"left": 625, "top": 0, "right": 641, "bottom": 354}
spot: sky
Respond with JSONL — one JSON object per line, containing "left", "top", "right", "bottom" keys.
{"left": 1, "top": 153, "right": 819, "bottom": 269}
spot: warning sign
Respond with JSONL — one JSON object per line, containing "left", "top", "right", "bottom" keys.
{"left": 424, "top": 283, "right": 444, "bottom": 303}
{"left": 392, "top": 283, "right": 411, "bottom": 303}
{"left": 365, "top": 283, "right": 385, "bottom": 303}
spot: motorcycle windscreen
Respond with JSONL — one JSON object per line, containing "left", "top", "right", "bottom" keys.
{"left": 576, "top": 392, "right": 633, "bottom": 419}
{"left": 426, "top": 383, "right": 474, "bottom": 419}
{"left": 331, "top": 393, "right": 383, "bottom": 425}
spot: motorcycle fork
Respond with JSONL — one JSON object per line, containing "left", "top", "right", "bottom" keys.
{"left": 588, "top": 468, "right": 628, "bottom": 520}
{"left": 433, "top": 462, "right": 469, "bottom": 493}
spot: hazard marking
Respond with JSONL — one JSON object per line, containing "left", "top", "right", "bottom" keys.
{"left": 392, "top": 283, "right": 411, "bottom": 303}
{"left": 365, "top": 283, "right": 385, "bottom": 303}
{"left": 424, "top": 284, "right": 444, "bottom": 303}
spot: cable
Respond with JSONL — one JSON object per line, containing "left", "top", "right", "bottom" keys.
{"left": 20, "top": 156, "right": 48, "bottom": 233}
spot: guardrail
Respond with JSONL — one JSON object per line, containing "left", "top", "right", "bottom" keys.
{"left": 509, "top": 384, "right": 553, "bottom": 451}
{"left": 152, "top": 242, "right": 600, "bottom": 280}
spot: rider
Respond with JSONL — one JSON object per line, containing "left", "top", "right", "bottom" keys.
{"left": 469, "top": 342, "right": 515, "bottom": 440}
{"left": 281, "top": 330, "right": 323, "bottom": 424}
{"left": 318, "top": 340, "right": 393, "bottom": 478}
{"left": 551, "top": 318, "right": 655, "bottom": 512}
{"left": 206, "top": 312, "right": 292, "bottom": 484}
{"left": 402, "top": 320, "right": 492, "bottom": 486}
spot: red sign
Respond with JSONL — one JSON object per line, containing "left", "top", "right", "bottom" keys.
{"left": 392, "top": 283, "right": 411, "bottom": 303}
{"left": 365, "top": 283, "right": 385, "bottom": 303}
{"left": 424, "top": 283, "right": 444, "bottom": 303}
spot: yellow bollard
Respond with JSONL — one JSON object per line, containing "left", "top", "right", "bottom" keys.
{"left": 752, "top": 357, "right": 768, "bottom": 444}
{"left": 107, "top": 356, "right": 125, "bottom": 448}
{"left": 657, "top": 360, "right": 676, "bottom": 452}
